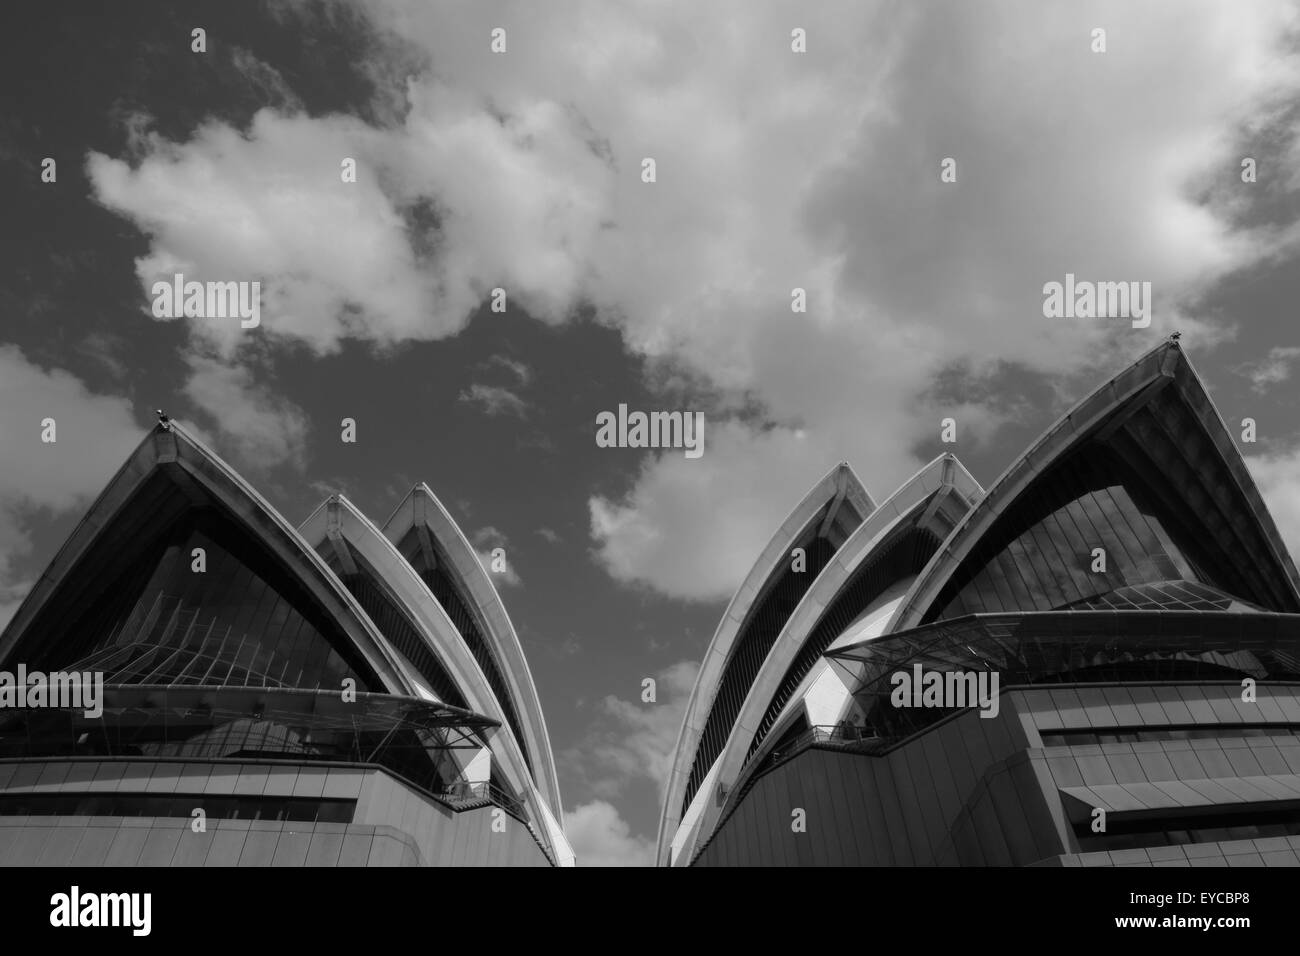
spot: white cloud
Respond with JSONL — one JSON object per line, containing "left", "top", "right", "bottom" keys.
{"left": 590, "top": 424, "right": 834, "bottom": 601}
{"left": 458, "top": 383, "right": 528, "bottom": 418}
{"left": 484, "top": 355, "right": 532, "bottom": 386}
{"left": 1248, "top": 447, "right": 1300, "bottom": 561}
{"left": 0, "top": 347, "right": 141, "bottom": 628}
{"left": 1239, "top": 346, "right": 1300, "bottom": 393}
{"left": 85, "top": 90, "right": 612, "bottom": 359}
{"left": 229, "top": 47, "right": 303, "bottom": 111}
{"left": 473, "top": 526, "right": 522, "bottom": 587}
{"left": 182, "top": 355, "right": 309, "bottom": 471}
{"left": 86, "top": 82, "right": 611, "bottom": 478}
{"left": 562, "top": 659, "right": 698, "bottom": 800}
{"left": 336, "top": 0, "right": 1300, "bottom": 601}
{"left": 564, "top": 800, "right": 655, "bottom": 867}
{"left": 564, "top": 0, "right": 1300, "bottom": 600}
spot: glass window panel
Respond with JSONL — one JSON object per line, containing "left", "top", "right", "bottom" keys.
{"left": 1003, "top": 536, "right": 1048, "bottom": 609}
{"left": 924, "top": 445, "right": 1269, "bottom": 622}
{"left": 979, "top": 553, "right": 1019, "bottom": 615}
{"left": 1039, "top": 511, "right": 1094, "bottom": 603}
{"left": 1023, "top": 521, "right": 1075, "bottom": 607}
{"left": 1107, "top": 488, "right": 1164, "bottom": 582}
{"left": 1082, "top": 488, "right": 1141, "bottom": 582}
{"left": 39, "top": 514, "right": 375, "bottom": 693}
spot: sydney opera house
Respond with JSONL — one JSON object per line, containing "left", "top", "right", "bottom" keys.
{"left": 660, "top": 338, "right": 1300, "bottom": 867}
{"left": 0, "top": 421, "right": 573, "bottom": 866}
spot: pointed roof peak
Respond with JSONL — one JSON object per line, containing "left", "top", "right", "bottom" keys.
{"left": 887, "top": 336, "right": 1300, "bottom": 632}
{"left": 401, "top": 481, "right": 440, "bottom": 506}
{"left": 824, "top": 460, "right": 875, "bottom": 515}
{"left": 0, "top": 419, "right": 420, "bottom": 696}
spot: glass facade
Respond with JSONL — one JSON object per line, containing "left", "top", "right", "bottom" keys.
{"left": 1076, "top": 808, "right": 1300, "bottom": 852}
{"left": 1041, "top": 725, "right": 1300, "bottom": 745}
{"left": 827, "top": 609, "right": 1300, "bottom": 744}
{"left": 1066, "top": 579, "right": 1264, "bottom": 613}
{"left": 32, "top": 514, "right": 374, "bottom": 691}
{"left": 0, "top": 685, "right": 494, "bottom": 807}
{"left": 0, "top": 792, "right": 356, "bottom": 823}
{"left": 924, "top": 445, "right": 1260, "bottom": 623}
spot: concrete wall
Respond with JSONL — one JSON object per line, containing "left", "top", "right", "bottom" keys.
{"left": 0, "top": 759, "right": 551, "bottom": 867}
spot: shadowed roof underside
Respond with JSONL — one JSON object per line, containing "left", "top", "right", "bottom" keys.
{"left": 889, "top": 340, "right": 1300, "bottom": 634}
{"left": 0, "top": 423, "right": 419, "bottom": 696}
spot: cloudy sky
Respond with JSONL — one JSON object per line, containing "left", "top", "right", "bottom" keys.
{"left": 2, "top": 0, "right": 1299, "bottom": 865}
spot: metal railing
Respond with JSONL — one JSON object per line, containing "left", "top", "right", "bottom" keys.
{"left": 433, "top": 781, "right": 553, "bottom": 865}
{"left": 434, "top": 780, "right": 527, "bottom": 819}
{"left": 760, "top": 723, "right": 886, "bottom": 766}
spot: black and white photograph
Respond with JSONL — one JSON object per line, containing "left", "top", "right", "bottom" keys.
{"left": 1, "top": 0, "right": 1297, "bottom": 938}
